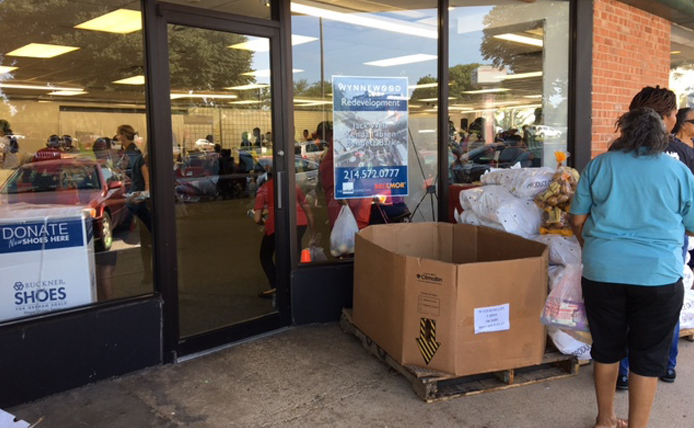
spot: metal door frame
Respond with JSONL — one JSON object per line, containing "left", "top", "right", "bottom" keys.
{"left": 144, "top": 0, "right": 294, "bottom": 361}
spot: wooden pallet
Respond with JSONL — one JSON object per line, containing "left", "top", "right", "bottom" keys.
{"left": 680, "top": 328, "right": 694, "bottom": 342}
{"left": 340, "top": 309, "right": 579, "bottom": 403}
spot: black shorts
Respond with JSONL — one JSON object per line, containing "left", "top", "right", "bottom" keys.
{"left": 582, "top": 277, "right": 684, "bottom": 377}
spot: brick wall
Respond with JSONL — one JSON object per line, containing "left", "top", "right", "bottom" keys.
{"left": 591, "top": 0, "right": 671, "bottom": 157}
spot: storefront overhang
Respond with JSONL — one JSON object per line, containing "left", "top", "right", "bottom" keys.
{"left": 620, "top": 0, "right": 694, "bottom": 28}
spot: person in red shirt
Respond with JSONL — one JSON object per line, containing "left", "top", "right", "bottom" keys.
{"left": 33, "top": 135, "right": 62, "bottom": 162}
{"left": 254, "top": 169, "right": 314, "bottom": 298}
{"left": 316, "top": 121, "right": 371, "bottom": 230}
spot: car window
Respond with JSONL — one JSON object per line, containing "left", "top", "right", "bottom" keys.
{"left": 294, "top": 145, "right": 302, "bottom": 155}
{"left": 307, "top": 144, "right": 320, "bottom": 152}
{"left": 101, "top": 166, "right": 115, "bottom": 182}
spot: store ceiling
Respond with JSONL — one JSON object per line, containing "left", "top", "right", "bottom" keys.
{"left": 0, "top": 0, "right": 545, "bottom": 110}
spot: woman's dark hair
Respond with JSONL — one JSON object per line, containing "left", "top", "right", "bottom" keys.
{"left": 9, "top": 136, "right": 18, "bottom": 154}
{"left": 672, "top": 107, "right": 694, "bottom": 135}
{"left": 0, "top": 119, "right": 12, "bottom": 136}
{"left": 628, "top": 86, "right": 677, "bottom": 118}
{"left": 609, "top": 108, "right": 669, "bottom": 156}
{"left": 117, "top": 124, "right": 137, "bottom": 142}
{"left": 316, "top": 121, "right": 333, "bottom": 141}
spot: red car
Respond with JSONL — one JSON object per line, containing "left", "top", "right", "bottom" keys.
{"left": 0, "top": 158, "right": 131, "bottom": 251}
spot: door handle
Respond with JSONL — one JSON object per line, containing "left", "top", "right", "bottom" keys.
{"left": 276, "top": 171, "right": 282, "bottom": 209}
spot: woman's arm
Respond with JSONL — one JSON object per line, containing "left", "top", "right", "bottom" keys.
{"left": 570, "top": 213, "right": 589, "bottom": 247}
{"left": 253, "top": 209, "right": 264, "bottom": 225}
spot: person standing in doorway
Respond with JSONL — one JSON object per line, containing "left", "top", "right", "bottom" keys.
{"left": 253, "top": 166, "right": 314, "bottom": 298}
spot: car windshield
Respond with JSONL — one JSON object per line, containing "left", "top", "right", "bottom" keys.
{"left": 1, "top": 164, "right": 101, "bottom": 194}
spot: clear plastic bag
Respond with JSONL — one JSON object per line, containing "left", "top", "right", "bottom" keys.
{"left": 534, "top": 152, "right": 580, "bottom": 236}
{"left": 541, "top": 264, "right": 589, "bottom": 332}
{"left": 330, "top": 205, "right": 359, "bottom": 257}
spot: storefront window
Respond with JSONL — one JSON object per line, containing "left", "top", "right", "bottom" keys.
{"left": 670, "top": 24, "right": 694, "bottom": 110}
{"left": 0, "top": 0, "right": 151, "bottom": 322}
{"left": 448, "top": 0, "right": 570, "bottom": 187}
{"left": 291, "top": 0, "right": 438, "bottom": 262}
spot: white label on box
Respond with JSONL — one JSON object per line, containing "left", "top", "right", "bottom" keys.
{"left": 474, "top": 303, "right": 510, "bottom": 334}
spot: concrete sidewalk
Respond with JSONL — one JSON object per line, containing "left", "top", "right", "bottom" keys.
{"left": 9, "top": 324, "right": 694, "bottom": 427}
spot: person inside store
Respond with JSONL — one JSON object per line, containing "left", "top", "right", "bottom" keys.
{"left": 61, "top": 135, "right": 80, "bottom": 154}
{"left": 117, "top": 125, "right": 153, "bottom": 285}
{"left": 570, "top": 105, "right": 694, "bottom": 428}
{"left": 117, "top": 124, "right": 152, "bottom": 233}
{"left": 302, "top": 129, "right": 311, "bottom": 142}
{"left": 673, "top": 107, "right": 694, "bottom": 149}
{"left": 253, "top": 164, "right": 314, "bottom": 298}
{"left": 611, "top": 88, "right": 693, "bottom": 395}
{"left": 0, "top": 120, "right": 20, "bottom": 169}
{"left": 252, "top": 127, "right": 262, "bottom": 147}
{"left": 93, "top": 137, "right": 118, "bottom": 300}
{"left": 240, "top": 131, "right": 252, "bottom": 148}
{"left": 317, "top": 120, "right": 371, "bottom": 233}
{"left": 33, "top": 135, "right": 63, "bottom": 162}
{"left": 527, "top": 108, "right": 543, "bottom": 167}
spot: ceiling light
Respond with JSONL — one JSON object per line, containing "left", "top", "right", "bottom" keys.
{"left": 0, "top": 83, "right": 84, "bottom": 91}
{"left": 229, "top": 34, "right": 317, "bottom": 52}
{"left": 291, "top": 2, "right": 437, "bottom": 39}
{"left": 293, "top": 98, "right": 331, "bottom": 105}
{"left": 408, "top": 104, "right": 421, "bottom": 108}
{"left": 461, "top": 88, "right": 511, "bottom": 94}
{"left": 671, "top": 51, "right": 682, "bottom": 55}
{"left": 449, "top": 106, "right": 474, "bottom": 111}
{"left": 74, "top": 9, "right": 142, "bottom": 34}
{"left": 364, "top": 54, "right": 436, "bottom": 67}
{"left": 170, "top": 92, "right": 238, "bottom": 99}
{"left": 408, "top": 83, "right": 438, "bottom": 89}
{"left": 224, "top": 84, "right": 270, "bottom": 90}
{"left": 113, "top": 75, "right": 145, "bottom": 85}
{"left": 418, "top": 97, "right": 455, "bottom": 102}
{"left": 523, "top": 94, "right": 543, "bottom": 98}
{"left": 501, "top": 71, "right": 543, "bottom": 80}
{"left": 229, "top": 100, "right": 263, "bottom": 104}
{"left": 243, "top": 69, "right": 303, "bottom": 77}
{"left": 0, "top": 66, "right": 18, "bottom": 74}
{"left": 298, "top": 101, "right": 332, "bottom": 106}
{"left": 493, "top": 33, "right": 543, "bottom": 47}
{"left": 6, "top": 43, "right": 80, "bottom": 58}
{"left": 418, "top": 129, "right": 436, "bottom": 133}
{"left": 484, "top": 100, "right": 521, "bottom": 106}
{"left": 48, "top": 90, "right": 88, "bottom": 96}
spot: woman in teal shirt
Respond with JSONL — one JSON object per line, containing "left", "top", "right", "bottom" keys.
{"left": 571, "top": 107, "right": 694, "bottom": 428}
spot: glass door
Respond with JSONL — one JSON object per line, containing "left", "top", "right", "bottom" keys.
{"left": 156, "top": 6, "right": 289, "bottom": 354}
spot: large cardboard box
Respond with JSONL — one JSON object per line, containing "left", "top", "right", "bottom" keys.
{"left": 353, "top": 222, "right": 548, "bottom": 377}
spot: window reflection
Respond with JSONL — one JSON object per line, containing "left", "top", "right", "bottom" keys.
{"left": 292, "top": 0, "right": 438, "bottom": 263}
{"left": 671, "top": 24, "right": 694, "bottom": 114}
{"left": 448, "top": 0, "right": 570, "bottom": 186}
{"left": 0, "top": 1, "right": 151, "bottom": 321}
